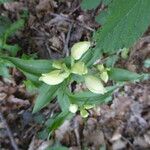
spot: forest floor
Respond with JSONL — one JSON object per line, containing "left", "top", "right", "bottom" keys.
{"left": 0, "top": 0, "right": 150, "bottom": 150}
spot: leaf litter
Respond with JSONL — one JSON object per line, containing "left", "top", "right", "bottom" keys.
{"left": 0, "top": 0, "right": 150, "bottom": 150}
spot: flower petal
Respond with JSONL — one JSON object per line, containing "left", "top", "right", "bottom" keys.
{"left": 39, "top": 70, "right": 70, "bottom": 85}
{"left": 69, "top": 104, "right": 78, "bottom": 113}
{"left": 85, "top": 75, "right": 105, "bottom": 94}
{"left": 84, "top": 104, "right": 95, "bottom": 110}
{"left": 71, "top": 61, "right": 88, "bottom": 75}
{"left": 71, "top": 41, "right": 91, "bottom": 60}
{"left": 100, "top": 71, "right": 109, "bottom": 83}
{"left": 80, "top": 109, "right": 89, "bottom": 118}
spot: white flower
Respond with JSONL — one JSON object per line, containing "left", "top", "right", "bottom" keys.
{"left": 71, "top": 41, "right": 91, "bottom": 60}
{"left": 71, "top": 61, "right": 88, "bottom": 75}
{"left": 39, "top": 70, "right": 70, "bottom": 85}
{"left": 85, "top": 75, "right": 105, "bottom": 94}
{"left": 69, "top": 104, "right": 78, "bottom": 113}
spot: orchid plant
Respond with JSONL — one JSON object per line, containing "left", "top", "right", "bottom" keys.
{"left": 39, "top": 41, "right": 109, "bottom": 117}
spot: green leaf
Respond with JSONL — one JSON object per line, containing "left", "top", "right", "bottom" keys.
{"left": 0, "top": 0, "right": 13, "bottom": 3}
{"left": 57, "top": 88, "right": 70, "bottom": 112}
{"left": 105, "top": 55, "right": 118, "bottom": 67}
{"left": 0, "top": 58, "right": 12, "bottom": 78}
{"left": 95, "top": 10, "right": 108, "bottom": 25}
{"left": 23, "top": 80, "right": 38, "bottom": 93}
{"left": 48, "top": 111, "right": 71, "bottom": 133}
{"left": 81, "top": 46, "right": 103, "bottom": 67}
{"left": 102, "top": 0, "right": 112, "bottom": 5}
{"left": 81, "top": 0, "right": 102, "bottom": 10}
{"left": 0, "top": 40, "right": 20, "bottom": 56}
{"left": 0, "top": 16, "right": 11, "bottom": 37}
{"left": 3, "top": 19, "right": 24, "bottom": 42}
{"left": 46, "top": 144, "right": 69, "bottom": 150}
{"left": 108, "top": 68, "right": 141, "bottom": 81}
{"left": 33, "top": 84, "right": 58, "bottom": 113}
{"left": 23, "top": 71, "right": 41, "bottom": 86}
{"left": 68, "top": 86, "right": 117, "bottom": 105}
{"left": 93, "top": 0, "right": 150, "bottom": 62}
{"left": 0, "top": 64, "right": 10, "bottom": 78}
{"left": 1, "top": 56, "right": 53, "bottom": 76}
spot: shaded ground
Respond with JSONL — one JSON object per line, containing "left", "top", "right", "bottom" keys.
{"left": 0, "top": 0, "right": 150, "bottom": 150}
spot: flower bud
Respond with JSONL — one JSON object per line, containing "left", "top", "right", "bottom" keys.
{"left": 71, "top": 41, "right": 91, "bottom": 60}
{"left": 80, "top": 109, "right": 89, "bottom": 118}
{"left": 39, "top": 70, "right": 70, "bottom": 85}
{"left": 85, "top": 75, "right": 105, "bottom": 94}
{"left": 100, "top": 71, "right": 109, "bottom": 83}
{"left": 52, "top": 60, "right": 63, "bottom": 69}
{"left": 97, "top": 64, "right": 105, "bottom": 72}
{"left": 71, "top": 61, "right": 88, "bottom": 75}
{"left": 69, "top": 104, "right": 78, "bottom": 113}
{"left": 84, "top": 104, "right": 95, "bottom": 110}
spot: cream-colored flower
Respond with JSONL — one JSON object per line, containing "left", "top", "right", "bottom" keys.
{"left": 80, "top": 109, "right": 89, "bottom": 118}
{"left": 52, "top": 60, "right": 63, "bottom": 69}
{"left": 71, "top": 41, "right": 91, "bottom": 60}
{"left": 69, "top": 104, "right": 78, "bottom": 113}
{"left": 97, "top": 64, "right": 105, "bottom": 72}
{"left": 71, "top": 61, "right": 88, "bottom": 75}
{"left": 84, "top": 104, "right": 95, "bottom": 110}
{"left": 39, "top": 70, "right": 70, "bottom": 85}
{"left": 100, "top": 71, "right": 109, "bottom": 83}
{"left": 85, "top": 75, "right": 105, "bottom": 94}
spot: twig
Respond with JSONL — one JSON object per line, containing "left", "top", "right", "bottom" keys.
{"left": 0, "top": 112, "right": 19, "bottom": 150}
{"left": 63, "top": 23, "right": 73, "bottom": 56}
{"left": 48, "top": 13, "right": 94, "bottom": 32}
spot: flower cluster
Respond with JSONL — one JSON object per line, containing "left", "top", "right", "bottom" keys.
{"left": 69, "top": 103, "right": 95, "bottom": 118}
{"left": 39, "top": 41, "right": 109, "bottom": 94}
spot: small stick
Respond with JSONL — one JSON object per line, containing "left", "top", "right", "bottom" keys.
{"left": 49, "top": 13, "right": 94, "bottom": 32}
{"left": 63, "top": 23, "right": 73, "bottom": 56}
{"left": 0, "top": 112, "right": 19, "bottom": 150}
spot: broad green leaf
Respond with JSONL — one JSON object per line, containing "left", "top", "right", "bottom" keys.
{"left": 108, "top": 68, "right": 141, "bottom": 81}
{"left": 102, "top": 0, "right": 112, "bottom": 5}
{"left": 33, "top": 84, "right": 58, "bottom": 113}
{"left": 1, "top": 56, "right": 53, "bottom": 76}
{"left": 23, "top": 71, "right": 41, "bottom": 86}
{"left": 81, "top": 47, "right": 103, "bottom": 67}
{"left": 92, "top": 0, "right": 150, "bottom": 63}
{"left": 48, "top": 111, "right": 72, "bottom": 133}
{"left": 23, "top": 80, "right": 38, "bottom": 93}
{"left": 81, "top": 0, "right": 102, "bottom": 10}
{"left": 68, "top": 86, "right": 117, "bottom": 105}
{"left": 105, "top": 55, "right": 118, "bottom": 67}
{"left": 3, "top": 19, "right": 24, "bottom": 43}
{"left": 57, "top": 88, "right": 70, "bottom": 112}
{"left": 95, "top": 10, "right": 108, "bottom": 25}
